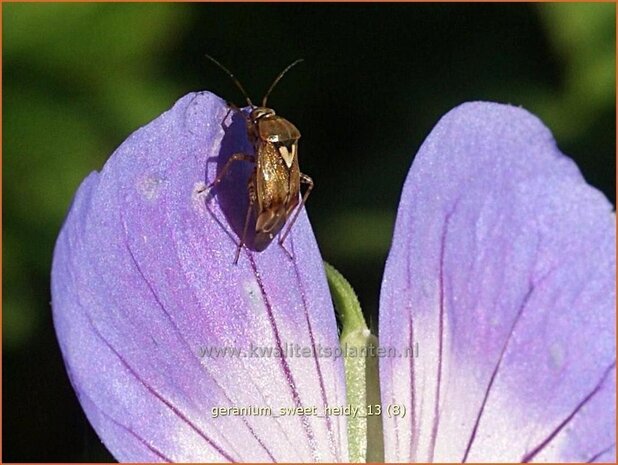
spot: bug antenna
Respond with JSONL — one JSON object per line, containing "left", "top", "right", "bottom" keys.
{"left": 262, "top": 58, "right": 304, "bottom": 107}
{"left": 205, "top": 54, "right": 254, "bottom": 107}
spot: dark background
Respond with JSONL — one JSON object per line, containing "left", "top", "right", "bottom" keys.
{"left": 3, "top": 3, "right": 615, "bottom": 462}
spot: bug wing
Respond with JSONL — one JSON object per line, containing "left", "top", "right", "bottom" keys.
{"left": 256, "top": 142, "right": 291, "bottom": 212}
{"left": 253, "top": 142, "right": 290, "bottom": 249}
{"left": 284, "top": 153, "right": 300, "bottom": 216}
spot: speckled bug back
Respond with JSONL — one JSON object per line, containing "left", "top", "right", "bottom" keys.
{"left": 204, "top": 55, "right": 313, "bottom": 264}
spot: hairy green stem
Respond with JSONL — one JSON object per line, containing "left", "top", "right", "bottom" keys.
{"left": 324, "top": 261, "right": 384, "bottom": 463}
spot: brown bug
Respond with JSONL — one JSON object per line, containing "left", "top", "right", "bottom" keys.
{"left": 204, "top": 55, "right": 314, "bottom": 264}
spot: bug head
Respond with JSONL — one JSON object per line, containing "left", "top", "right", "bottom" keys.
{"left": 249, "top": 107, "right": 276, "bottom": 123}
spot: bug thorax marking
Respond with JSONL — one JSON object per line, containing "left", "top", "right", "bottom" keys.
{"left": 277, "top": 143, "right": 297, "bottom": 168}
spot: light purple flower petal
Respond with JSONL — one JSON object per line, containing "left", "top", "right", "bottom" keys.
{"left": 52, "top": 92, "right": 348, "bottom": 462}
{"left": 379, "top": 102, "right": 615, "bottom": 462}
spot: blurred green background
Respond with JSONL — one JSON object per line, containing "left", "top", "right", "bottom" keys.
{"left": 3, "top": 3, "right": 615, "bottom": 461}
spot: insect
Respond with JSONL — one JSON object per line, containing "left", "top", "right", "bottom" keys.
{"left": 204, "top": 55, "right": 314, "bottom": 264}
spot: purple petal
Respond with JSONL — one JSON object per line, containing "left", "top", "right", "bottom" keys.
{"left": 52, "top": 92, "right": 348, "bottom": 462}
{"left": 379, "top": 102, "right": 615, "bottom": 462}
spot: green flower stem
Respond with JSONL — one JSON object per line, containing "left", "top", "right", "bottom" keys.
{"left": 364, "top": 332, "right": 384, "bottom": 464}
{"left": 324, "top": 262, "right": 384, "bottom": 463}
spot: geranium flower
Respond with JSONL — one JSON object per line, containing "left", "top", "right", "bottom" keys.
{"left": 51, "top": 92, "right": 615, "bottom": 462}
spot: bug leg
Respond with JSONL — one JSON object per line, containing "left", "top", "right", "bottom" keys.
{"left": 279, "top": 173, "right": 314, "bottom": 247}
{"left": 234, "top": 173, "right": 257, "bottom": 265}
{"left": 205, "top": 153, "right": 255, "bottom": 194}
{"left": 221, "top": 102, "right": 251, "bottom": 128}
{"left": 221, "top": 106, "right": 235, "bottom": 128}
{"left": 234, "top": 204, "right": 252, "bottom": 265}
